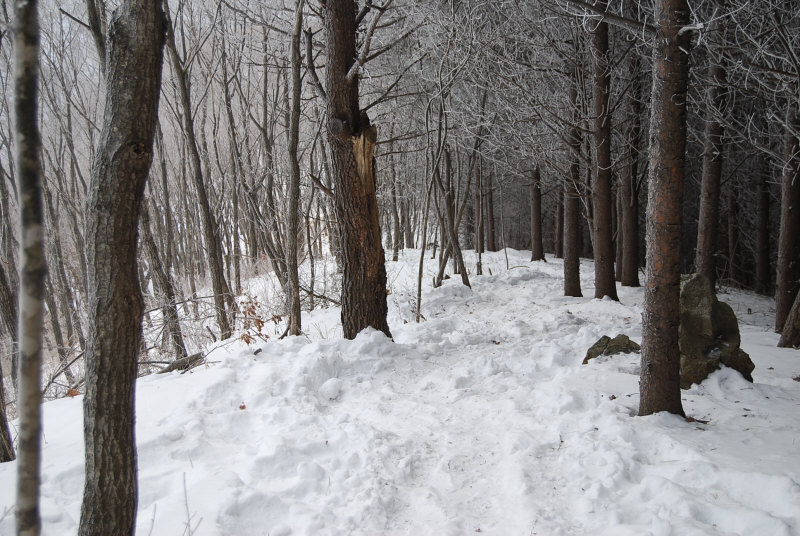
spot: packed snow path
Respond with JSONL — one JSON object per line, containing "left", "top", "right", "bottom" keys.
{"left": 1, "top": 250, "right": 799, "bottom": 535}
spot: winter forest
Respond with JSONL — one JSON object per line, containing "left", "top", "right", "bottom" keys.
{"left": 1, "top": 0, "right": 800, "bottom": 534}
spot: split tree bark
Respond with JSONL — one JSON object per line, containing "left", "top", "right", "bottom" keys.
{"left": 324, "top": 0, "right": 391, "bottom": 339}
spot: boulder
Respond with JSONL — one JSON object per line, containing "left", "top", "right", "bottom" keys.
{"left": 679, "top": 274, "right": 755, "bottom": 388}
{"left": 583, "top": 334, "right": 641, "bottom": 364}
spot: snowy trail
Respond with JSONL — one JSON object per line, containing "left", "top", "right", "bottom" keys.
{"left": 1, "top": 250, "right": 799, "bottom": 535}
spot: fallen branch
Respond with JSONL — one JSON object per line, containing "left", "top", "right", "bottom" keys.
{"left": 157, "top": 352, "right": 205, "bottom": 374}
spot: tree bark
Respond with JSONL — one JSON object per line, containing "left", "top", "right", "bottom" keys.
{"left": 694, "top": 29, "right": 727, "bottom": 287}
{"left": 615, "top": 190, "right": 623, "bottom": 281}
{"left": 474, "top": 157, "right": 484, "bottom": 256}
{"left": 286, "top": 0, "right": 305, "bottom": 336}
{"left": 620, "top": 53, "right": 642, "bottom": 288}
{"left": 564, "top": 61, "right": 583, "bottom": 298}
{"left": 591, "top": 0, "right": 618, "bottom": 300}
{"left": 530, "top": 166, "right": 544, "bottom": 261}
{"left": 324, "top": 0, "right": 391, "bottom": 339}
{"left": 485, "top": 173, "right": 497, "bottom": 252}
{"left": 727, "top": 191, "right": 739, "bottom": 284}
{"left": 638, "top": 0, "right": 689, "bottom": 418}
{"left": 79, "top": 2, "right": 165, "bottom": 534}
{"left": 755, "top": 157, "right": 771, "bottom": 295}
{"left": 775, "top": 106, "right": 800, "bottom": 332}
{"left": 778, "top": 287, "right": 800, "bottom": 347}
{"left": 555, "top": 189, "right": 564, "bottom": 258}
{"left": 14, "top": 0, "right": 46, "bottom": 531}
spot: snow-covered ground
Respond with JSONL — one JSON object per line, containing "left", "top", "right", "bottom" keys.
{"left": 1, "top": 249, "right": 799, "bottom": 535}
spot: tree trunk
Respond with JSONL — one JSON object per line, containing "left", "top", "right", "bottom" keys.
{"left": 638, "top": 0, "right": 689, "bottom": 418}
{"left": 694, "top": 34, "right": 727, "bottom": 287}
{"left": 324, "top": 0, "right": 391, "bottom": 340}
{"left": 778, "top": 287, "right": 800, "bottom": 347}
{"left": 727, "top": 192, "right": 739, "bottom": 284}
{"left": 485, "top": 173, "right": 497, "bottom": 252}
{"left": 775, "top": 106, "right": 800, "bottom": 332}
{"left": 620, "top": 77, "right": 641, "bottom": 287}
{"left": 755, "top": 157, "right": 771, "bottom": 295}
{"left": 564, "top": 62, "right": 582, "bottom": 298}
{"left": 474, "top": 157, "right": 484, "bottom": 256}
{"left": 615, "top": 190, "right": 623, "bottom": 281}
{"left": 286, "top": 0, "right": 305, "bottom": 336}
{"left": 591, "top": 1, "right": 618, "bottom": 300}
{"left": 555, "top": 190, "right": 564, "bottom": 258}
{"left": 14, "top": 0, "right": 46, "bottom": 530}
{"left": 79, "top": 2, "right": 165, "bottom": 534}
{"left": 530, "top": 166, "right": 544, "bottom": 261}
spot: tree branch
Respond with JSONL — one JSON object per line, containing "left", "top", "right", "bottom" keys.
{"left": 555, "top": 0, "right": 655, "bottom": 34}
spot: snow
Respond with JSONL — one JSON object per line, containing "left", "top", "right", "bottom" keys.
{"left": 1, "top": 249, "right": 800, "bottom": 535}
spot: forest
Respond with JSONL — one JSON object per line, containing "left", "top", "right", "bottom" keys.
{"left": 0, "top": 0, "right": 799, "bottom": 534}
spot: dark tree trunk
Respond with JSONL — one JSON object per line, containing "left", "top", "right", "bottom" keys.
{"left": 694, "top": 37, "right": 727, "bottom": 287}
{"left": 485, "top": 173, "right": 497, "bottom": 252}
{"left": 530, "top": 166, "right": 544, "bottom": 261}
{"left": 591, "top": 1, "right": 618, "bottom": 300}
{"left": 620, "top": 50, "right": 642, "bottom": 288}
{"left": 727, "top": 192, "right": 739, "bottom": 284}
{"left": 564, "top": 64, "right": 582, "bottom": 298}
{"left": 638, "top": 0, "right": 689, "bottom": 418}
{"left": 555, "top": 190, "right": 564, "bottom": 258}
{"left": 79, "top": 2, "right": 165, "bottom": 534}
{"left": 390, "top": 154, "right": 401, "bottom": 261}
{"left": 615, "top": 190, "right": 623, "bottom": 281}
{"left": 474, "top": 158, "right": 484, "bottom": 255}
{"left": 324, "top": 0, "right": 391, "bottom": 339}
{"left": 775, "top": 107, "right": 800, "bottom": 332}
{"left": 401, "top": 200, "right": 413, "bottom": 249}
{"left": 755, "top": 158, "right": 771, "bottom": 295}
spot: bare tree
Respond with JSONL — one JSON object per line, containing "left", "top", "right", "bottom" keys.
{"left": 79, "top": 1, "right": 165, "bottom": 533}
